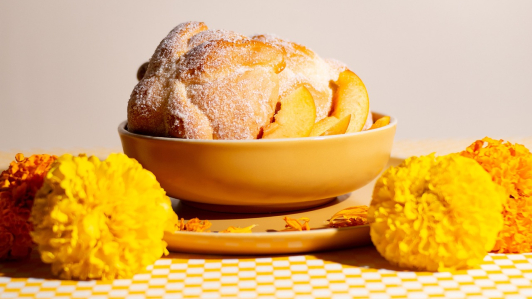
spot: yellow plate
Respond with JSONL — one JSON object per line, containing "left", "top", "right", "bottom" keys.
{"left": 164, "top": 157, "right": 403, "bottom": 255}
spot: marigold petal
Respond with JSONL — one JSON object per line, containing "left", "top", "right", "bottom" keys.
{"left": 176, "top": 218, "right": 212, "bottom": 232}
{"left": 329, "top": 206, "right": 369, "bottom": 228}
{"left": 283, "top": 217, "right": 311, "bottom": 231}
{"left": 220, "top": 225, "right": 256, "bottom": 233}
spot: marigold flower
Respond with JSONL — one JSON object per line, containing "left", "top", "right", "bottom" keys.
{"left": 461, "top": 137, "right": 532, "bottom": 253}
{"left": 0, "top": 153, "right": 56, "bottom": 260}
{"left": 369, "top": 154, "right": 505, "bottom": 271}
{"left": 31, "top": 153, "right": 178, "bottom": 280}
{"left": 329, "top": 206, "right": 368, "bottom": 228}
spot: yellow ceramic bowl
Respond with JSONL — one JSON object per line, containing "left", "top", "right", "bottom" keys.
{"left": 118, "top": 112, "right": 396, "bottom": 213}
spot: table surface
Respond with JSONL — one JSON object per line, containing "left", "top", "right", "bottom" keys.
{"left": 2, "top": 137, "right": 532, "bottom": 299}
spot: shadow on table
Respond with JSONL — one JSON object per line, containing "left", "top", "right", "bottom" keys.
{"left": 0, "top": 251, "right": 56, "bottom": 280}
{"left": 165, "top": 244, "right": 423, "bottom": 273}
{"left": 312, "top": 245, "right": 410, "bottom": 272}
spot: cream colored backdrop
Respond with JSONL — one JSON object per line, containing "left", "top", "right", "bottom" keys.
{"left": 1, "top": 0, "right": 531, "bottom": 151}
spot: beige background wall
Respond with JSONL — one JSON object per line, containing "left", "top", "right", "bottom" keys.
{"left": 1, "top": 0, "right": 531, "bottom": 151}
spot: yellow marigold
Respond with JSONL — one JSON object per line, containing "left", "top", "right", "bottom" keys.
{"left": 31, "top": 153, "right": 178, "bottom": 280}
{"left": 369, "top": 154, "right": 505, "bottom": 271}
{"left": 0, "top": 153, "right": 57, "bottom": 260}
{"left": 461, "top": 137, "right": 532, "bottom": 253}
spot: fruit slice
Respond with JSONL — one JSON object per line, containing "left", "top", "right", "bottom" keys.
{"left": 330, "top": 70, "right": 370, "bottom": 133}
{"left": 320, "top": 114, "right": 351, "bottom": 136}
{"left": 309, "top": 115, "right": 351, "bottom": 137}
{"left": 369, "top": 116, "right": 391, "bottom": 130}
{"left": 262, "top": 86, "right": 316, "bottom": 139}
{"left": 309, "top": 117, "right": 339, "bottom": 137}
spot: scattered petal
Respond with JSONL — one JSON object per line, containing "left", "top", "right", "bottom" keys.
{"left": 219, "top": 225, "right": 256, "bottom": 233}
{"left": 329, "top": 206, "right": 369, "bottom": 228}
{"left": 283, "top": 217, "right": 310, "bottom": 231}
{"left": 177, "top": 218, "right": 212, "bottom": 232}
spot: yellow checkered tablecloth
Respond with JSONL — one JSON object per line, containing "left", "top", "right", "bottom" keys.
{"left": 2, "top": 138, "right": 532, "bottom": 299}
{"left": 2, "top": 249, "right": 532, "bottom": 298}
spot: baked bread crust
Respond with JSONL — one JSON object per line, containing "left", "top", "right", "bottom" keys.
{"left": 128, "top": 21, "right": 285, "bottom": 140}
{"left": 252, "top": 35, "right": 347, "bottom": 122}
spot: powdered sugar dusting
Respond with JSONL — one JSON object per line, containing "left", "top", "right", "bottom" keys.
{"left": 128, "top": 21, "right": 281, "bottom": 139}
{"left": 186, "top": 67, "right": 278, "bottom": 139}
{"left": 252, "top": 34, "right": 341, "bottom": 121}
{"left": 165, "top": 80, "right": 213, "bottom": 139}
{"left": 176, "top": 40, "right": 238, "bottom": 83}
{"left": 176, "top": 38, "right": 283, "bottom": 84}
{"left": 187, "top": 29, "right": 246, "bottom": 49}
{"left": 148, "top": 21, "right": 207, "bottom": 78}
{"left": 324, "top": 58, "right": 347, "bottom": 82}
{"left": 128, "top": 22, "right": 209, "bottom": 137}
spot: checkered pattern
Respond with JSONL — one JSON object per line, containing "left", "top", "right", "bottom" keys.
{"left": 2, "top": 247, "right": 532, "bottom": 299}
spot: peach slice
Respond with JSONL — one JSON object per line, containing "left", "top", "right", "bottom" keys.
{"left": 262, "top": 86, "right": 316, "bottom": 139}
{"left": 309, "top": 115, "right": 351, "bottom": 137}
{"left": 369, "top": 116, "right": 391, "bottom": 130}
{"left": 320, "top": 114, "right": 351, "bottom": 136}
{"left": 330, "top": 70, "right": 370, "bottom": 133}
{"left": 309, "top": 117, "right": 339, "bottom": 137}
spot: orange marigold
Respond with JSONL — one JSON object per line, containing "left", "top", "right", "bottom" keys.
{"left": 0, "top": 153, "right": 57, "bottom": 260}
{"left": 461, "top": 137, "right": 532, "bottom": 253}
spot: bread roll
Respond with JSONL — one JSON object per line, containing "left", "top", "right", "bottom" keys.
{"left": 128, "top": 21, "right": 285, "bottom": 140}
